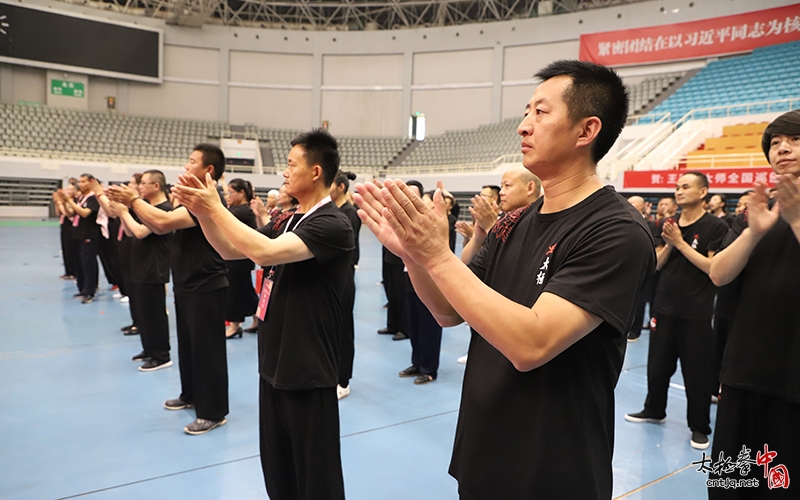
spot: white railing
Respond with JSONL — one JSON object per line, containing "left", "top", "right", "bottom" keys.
{"left": 641, "top": 152, "right": 769, "bottom": 170}
{"left": 615, "top": 97, "right": 800, "bottom": 176}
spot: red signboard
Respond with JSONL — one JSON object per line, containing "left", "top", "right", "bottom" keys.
{"left": 623, "top": 167, "right": 776, "bottom": 189}
{"left": 580, "top": 4, "right": 800, "bottom": 66}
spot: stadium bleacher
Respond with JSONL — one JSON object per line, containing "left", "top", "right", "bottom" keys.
{"left": 650, "top": 40, "right": 800, "bottom": 120}
{"left": 685, "top": 122, "right": 770, "bottom": 169}
{"left": 627, "top": 72, "right": 684, "bottom": 115}
{"left": 0, "top": 103, "right": 412, "bottom": 172}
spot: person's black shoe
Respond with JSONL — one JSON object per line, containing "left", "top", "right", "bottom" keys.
{"left": 132, "top": 351, "right": 150, "bottom": 362}
{"left": 398, "top": 365, "right": 421, "bottom": 377}
{"left": 392, "top": 331, "right": 408, "bottom": 341}
{"left": 184, "top": 418, "right": 226, "bottom": 435}
{"left": 164, "top": 398, "right": 193, "bottom": 410}
{"left": 226, "top": 327, "right": 243, "bottom": 339}
{"left": 81, "top": 295, "right": 94, "bottom": 304}
{"left": 121, "top": 324, "right": 135, "bottom": 333}
{"left": 377, "top": 327, "right": 393, "bottom": 334}
{"left": 243, "top": 326, "right": 258, "bottom": 333}
{"left": 123, "top": 327, "right": 139, "bottom": 336}
{"left": 73, "top": 293, "right": 84, "bottom": 298}
{"left": 138, "top": 359, "right": 173, "bottom": 372}
{"left": 690, "top": 431, "right": 710, "bottom": 450}
{"left": 414, "top": 373, "right": 437, "bottom": 385}
{"left": 624, "top": 410, "right": 666, "bottom": 424}
{"left": 627, "top": 332, "right": 641, "bottom": 343}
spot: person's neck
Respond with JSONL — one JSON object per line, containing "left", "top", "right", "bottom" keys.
{"left": 711, "top": 208, "right": 724, "bottom": 216}
{"left": 295, "top": 185, "right": 330, "bottom": 213}
{"left": 334, "top": 195, "right": 348, "bottom": 208}
{"left": 145, "top": 193, "right": 167, "bottom": 205}
{"left": 679, "top": 203, "right": 705, "bottom": 225}
{"left": 539, "top": 159, "right": 604, "bottom": 214}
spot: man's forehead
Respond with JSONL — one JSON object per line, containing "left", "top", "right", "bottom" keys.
{"left": 529, "top": 76, "right": 570, "bottom": 105}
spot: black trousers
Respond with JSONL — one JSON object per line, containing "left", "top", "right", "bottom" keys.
{"left": 259, "top": 379, "right": 345, "bottom": 500}
{"left": 709, "top": 385, "right": 800, "bottom": 499}
{"left": 97, "top": 234, "right": 120, "bottom": 287}
{"left": 133, "top": 282, "right": 170, "bottom": 362}
{"left": 644, "top": 314, "right": 713, "bottom": 435}
{"left": 60, "top": 223, "right": 76, "bottom": 277}
{"left": 711, "top": 317, "right": 730, "bottom": 398}
{"left": 174, "top": 288, "right": 229, "bottom": 421}
{"left": 383, "top": 261, "right": 406, "bottom": 333}
{"left": 75, "top": 239, "right": 98, "bottom": 297}
{"left": 338, "top": 268, "right": 355, "bottom": 388}
{"left": 406, "top": 290, "right": 442, "bottom": 376}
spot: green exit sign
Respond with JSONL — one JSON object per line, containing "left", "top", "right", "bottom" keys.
{"left": 51, "top": 79, "right": 85, "bottom": 98}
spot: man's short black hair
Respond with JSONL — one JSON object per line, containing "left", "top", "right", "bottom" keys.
{"left": 142, "top": 169, "right": 168, "bottom": 196}
{"left": 762, "top": 110, "right": 800, "bottom": 161}
{"left": 482, "top": 185, "right": 501, "bottom": 198}
{"left": 682, "top": 171, "right": 709, "bottom": 190}
{"left": 534, "top": 60, "right": 629, "bottom": 164}
{"left": 80, "top": 173, "right": 95, "bottom": 181}
{"left": 193, "top": 144, "right": 226, "bottom": 181}
{"left": 290, "top": 129, "right": 340, "bottom": 187}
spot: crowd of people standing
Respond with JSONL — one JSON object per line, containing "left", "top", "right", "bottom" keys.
{"left": 49, "top": 63, "right": 798, "bottom": 498}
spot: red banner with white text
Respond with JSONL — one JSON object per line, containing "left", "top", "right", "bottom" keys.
{"left": 624, "top": 167, "right": 777, "bottom": 190}
{"left": 580, "top": 4, "right": 800, "bottom": 66}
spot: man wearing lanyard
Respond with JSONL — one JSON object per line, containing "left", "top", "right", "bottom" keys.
{"left": 172, "top": 129, "right": 354, "bottom": 500}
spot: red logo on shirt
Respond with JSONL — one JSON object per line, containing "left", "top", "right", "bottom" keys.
{"left": 546, "top": 244, "right": 557, "bottom": 255}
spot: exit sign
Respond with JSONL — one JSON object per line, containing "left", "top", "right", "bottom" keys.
{"left": 51, "top": 79, "right": 85, "bottom": 98}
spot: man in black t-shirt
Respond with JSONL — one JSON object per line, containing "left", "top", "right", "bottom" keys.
{"left": 172, "top": 129, "right": 353, "bottom": 500}
{"left": 116, "top": 170, "right": 174, "bottom": 372}
{"left": 707, "top": 111, "right": 800, "bottom": 498}
{"left": 625, "top": 172, "right": 728, "bottom": 450}
{"left": 625, "top": 196, "right": 661, "bottom": 343}
{"left": 64, "top": 174, "right": 101, "bottom": 303}
{"left": 356, "top": 60, "right": 655, "bottom": 499}
{"left": 108, "top": 145, "right": 230, "bottom": 436}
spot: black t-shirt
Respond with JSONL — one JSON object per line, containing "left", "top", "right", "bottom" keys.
{"left": 171, "top": 192, "right": 229, "bottom": 296}
{"left": 719, "top": 209, "right": 800, "bottom": 403}
{"left": 230, "top": 204, "right": 257, "bottom": 230}
{"left": 72, "top": 195, "right": 100, "bottom": 241}
{"left": 226, "top": 204, "right": 258, "bottom": 270}
{"left": 452, "top": 186, "right": 655, "bottom": 500}
{"left": 339, "top": 201, "right": 361, "bottom": 267}
{"left": 652, "top": 213, "right": 728, "bottom": 321}
{"left": 257, "top": 202, "right": 354, "bottom": 390}
{"left": 131, "top": 200, "right": 173, "bottom": 284}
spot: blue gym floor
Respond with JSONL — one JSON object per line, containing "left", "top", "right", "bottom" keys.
{"left": 0, "top": 221, "right": 715, "bottom": 499}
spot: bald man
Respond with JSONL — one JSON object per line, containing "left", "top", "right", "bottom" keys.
{"left": 626, "top": 196, "right": 660, "bottom": 342}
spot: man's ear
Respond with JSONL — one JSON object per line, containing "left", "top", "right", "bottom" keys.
{"left": 575, "top": 116, "right": 602, "bottom": 150}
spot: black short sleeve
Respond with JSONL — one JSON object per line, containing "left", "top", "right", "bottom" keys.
{"left": 292, "top": 209, "right": 354, "bottom": 265}
{"left": 544, "top": 218, "right": 656, "bottom": 336}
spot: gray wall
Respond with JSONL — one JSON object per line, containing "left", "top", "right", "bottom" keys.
{"left": 1, "top": 0, "right": 793, "bottom": 136}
